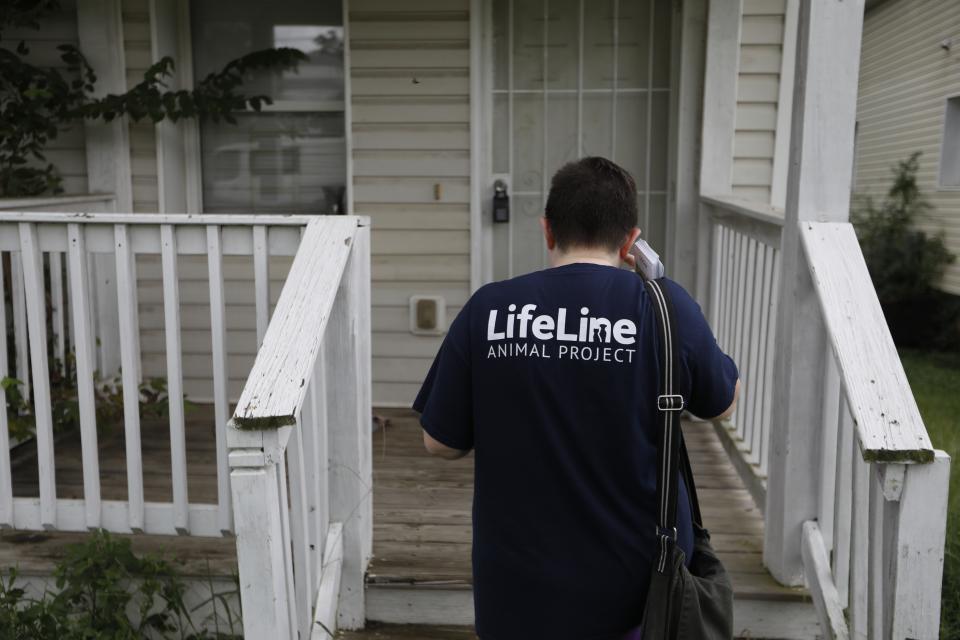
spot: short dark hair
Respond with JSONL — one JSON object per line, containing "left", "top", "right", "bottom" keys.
{"left": 544, "top": 156, "right": 638, "bottom": 252}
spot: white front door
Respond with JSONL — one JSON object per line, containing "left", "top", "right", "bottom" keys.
{"left": 485, "top": 0, "right": 673, "bottom": 280}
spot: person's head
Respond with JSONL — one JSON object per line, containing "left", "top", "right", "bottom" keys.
{"left": 540, "top": 156, "right": 641, "bottom": 266}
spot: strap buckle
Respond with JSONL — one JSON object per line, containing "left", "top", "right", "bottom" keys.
{"left": 657, "top": 394, "right": 685, "bottom": 412}
{"left": 656, "top": 525, "right": 677, "bottom": 541}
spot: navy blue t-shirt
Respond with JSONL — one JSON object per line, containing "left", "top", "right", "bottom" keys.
{"left": 412, "top": 263, "right": 738, "bottom": 640}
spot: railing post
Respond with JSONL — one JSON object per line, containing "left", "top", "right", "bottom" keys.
{"left": 888, "top": 451, "right": 950, "bottom": 638}
{"left": 228, "top": 451, "right": 292, "bottom": 640}
{"left": 764, "top": 0, "right": 865, "bottom": 585}
{"left": 327, "top": 222, "right": 372, "bottom": 630}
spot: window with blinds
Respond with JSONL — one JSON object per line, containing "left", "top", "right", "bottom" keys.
{"left": 190, "top": 2, "right": 346, "bottom": 214}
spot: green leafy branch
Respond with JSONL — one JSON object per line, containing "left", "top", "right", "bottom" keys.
{"left": 0, "top": 0, "right": 307, "bottom": 197}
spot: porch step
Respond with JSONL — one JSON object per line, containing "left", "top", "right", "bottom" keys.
{"left": 363, "top": 581, "right": 821, "bottom": 639}
{"left": 337, "top": 622, "right": 476, "bottom": 639}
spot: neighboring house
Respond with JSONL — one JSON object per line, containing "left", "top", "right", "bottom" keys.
{"left": 854, "top": 0, "right": 960, "bottom": 295}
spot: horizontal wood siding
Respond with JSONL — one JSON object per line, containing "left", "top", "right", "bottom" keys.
{"left": 0, "top": 0, "right": 88, "bottom": 195}
{"left": 733, "top": 0, "right": 786, "bottom": 203}
{"left": 349, "top": 0, "right": 473, "bottom": 404}
{"left": 855, "top": 0, "right": 960, "bottom": 295}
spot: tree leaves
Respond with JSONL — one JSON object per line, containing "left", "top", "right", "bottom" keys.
{"left": 0, "top": 1, "right": 306, "bottom": 197}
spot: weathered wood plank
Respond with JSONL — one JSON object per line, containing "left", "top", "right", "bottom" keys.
{"left": 253, "top": 225, "right": 269, "bottom": 347}
{"left": 0, "top": 261, "right": 11, "bottom": 527}
{"left": 67, "top": 223, "right": 101, "bottom": 529}
{"left": 801, "top": 521, "right": 849, "bottom": 639}
{"left": 114, "top": 224, "right": 145, "bottom": 531}
{"left": 161, "top": 225, "right": 189, "bottom": 534}
{"left": 205, "top": 226, "right": 232, "bottom": 534}
{"left": 19, "top": 223, "right": 57, "bottom": 528}
{"left": 800, "top": 222, "right": 933, "bottom": 462}
{"left": 232, "top": 217, "right": 360, "bottom": 430}
{"left": 230, "top": 464, "right": 291, "bottom": 638}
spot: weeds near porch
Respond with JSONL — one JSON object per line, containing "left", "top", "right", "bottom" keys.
{"left": 0, "top": 529, "right": 241, "bottom": 639}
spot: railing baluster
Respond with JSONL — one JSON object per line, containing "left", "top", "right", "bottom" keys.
{"left": 300, "top": 375, "right": 320, "bottom": 584}
{"left": 722, "top": 227, "right": 736, "bottom": 352}
{"left": 49, "top": 253, "right": 66, "bottom": 373}
{"left": 253, "top": 225, "right": 269, "bottom": 347}
{"left": 818, "top": 354, "right": 840, "bottom": 551}
{"left": 206, "top": 225, "right": 233, "bottom": 534}
{"left": 114, "top": 223, "right": 145, "bottom": 532}
{"left": 287, "top": 416, "right": 313, "bottom": 637}
{"left": 19, "top": 223, "right": 56, "bottom": 528}
{"left": 759, "top": 248, "right": 780, "bottom": 477}
{"left": 707, "top": 215, "right": 721, "bottom": 329}
{"left": 10, "top": 253, "right": 29, "bottom": 400}
{"left": 67, "top": 224, "right": 101, "bottom": 530}
{"left": 832, "top": 395, "right": 854, "bottom": 608}
{"left": 737, "top": 238, "right": 757, "bottom": 442}
{"left": 277, "top": 450, "right": 299, "bottom": 635}
{"left": 867, "top": 467, "right": 884, "bottom": 638}
{"left": 749, "top": 245, "right": 771, "bottom": 464}
{"left": 161, "top": 224, "right": 189, "bottom": 534}
{"left": 0, "top": 259, "right": 12, "bottom": 528}
{"left": 849, "top": 440, "right": 870, "bottom": 638}
{"left": 742, "top": 239, "right": 761, "bottom": 460}
{"left": 313, "top": 340, "right": 330, "bottom": 566}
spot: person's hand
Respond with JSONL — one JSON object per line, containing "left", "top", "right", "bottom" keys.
{"left": 622, "top": 251, "right": 637, "bottom": 270}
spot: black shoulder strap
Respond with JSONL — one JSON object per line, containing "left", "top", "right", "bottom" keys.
{"left": 643, "top": 278, "right": 703, "bottom": 573}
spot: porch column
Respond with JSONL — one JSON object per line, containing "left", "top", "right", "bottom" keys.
{"left": 665, "top": 0, "right": 708, "bottom": 291}
{"left": 694, "top": 0, "right": 741, "bottom": 308}
{"left": 764, "top": 0, "right": 865, "bottom": 586}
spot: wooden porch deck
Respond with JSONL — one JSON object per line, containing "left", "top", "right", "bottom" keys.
{"left": 2, "top": 406, "right": 816, "bottom": 638}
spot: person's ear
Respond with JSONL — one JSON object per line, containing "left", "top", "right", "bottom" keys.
{"left": 619, "top": 227, "right": 642, "bottom": 264}
{"left": 540, "top": 216, "right": 556, "bottom": 250}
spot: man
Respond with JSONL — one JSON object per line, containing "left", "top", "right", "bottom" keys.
{"left": 413, "top": 157, "right": 740, "bottom": 640}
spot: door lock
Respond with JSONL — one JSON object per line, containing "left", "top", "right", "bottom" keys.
{"left": 493, "top": 179, "right": 510, "bottom": 223}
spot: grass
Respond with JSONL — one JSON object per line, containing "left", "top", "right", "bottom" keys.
{"left": 898, "top": 348, "right": 960, "bottom": 639}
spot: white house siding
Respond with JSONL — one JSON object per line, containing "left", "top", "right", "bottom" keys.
{"left": 0, "top": 0, "right": 88, "bottom": 195}
{"left": 855, "top": 0, "right": 960, "bottom": 295}
{"left": 348, "top": 0, "right": 472, "bottom": 405}
{"left": 732, "top": 0, "right": 786, "bottom": 203}
{"left": 122, "top": 0, "right": 159, "bottom": 213}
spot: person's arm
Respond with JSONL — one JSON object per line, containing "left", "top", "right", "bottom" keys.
{"left": 706, "top": 378, "right": 740, "bottom": 421}
{"left": 663, "top": 281, "right": 740, "bottom": 420}
{"left": 412, "top": 301, "right": 475, "bottom": 460}
{"left": 423, "top": 430, "right": 471, "bottom": 459}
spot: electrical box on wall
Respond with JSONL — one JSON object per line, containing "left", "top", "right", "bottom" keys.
{"left": 409, "top": 295, "right": 446, "bottom": 335}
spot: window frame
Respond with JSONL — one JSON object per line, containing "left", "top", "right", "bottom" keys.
{"left": 155, "top": 0, "right": 353, "bottom": 214}
{"left": 938, "top": 93, "right": 960, "bottom": 191}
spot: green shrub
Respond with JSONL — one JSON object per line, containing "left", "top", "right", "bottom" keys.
{"left": 852, "top": 152, "right": 958, "bottom": 349}
{"left": 0, "top": 529, "right": 241, "bottom": 639}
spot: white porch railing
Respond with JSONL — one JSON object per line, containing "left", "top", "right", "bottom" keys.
{"left": 227, "top": 216, "right": 372, "bottom": 639}
{"left": 0, "top": 210, "right": 310, "bottom": 536}
{"left": 701, "top": 194, "right": 784, "bottom": 505}
{"left": 797, "top": 222, "right": 948, "bottom": 639}
{"left": 702, "top": 196, "right": 950, "bottom": 638}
